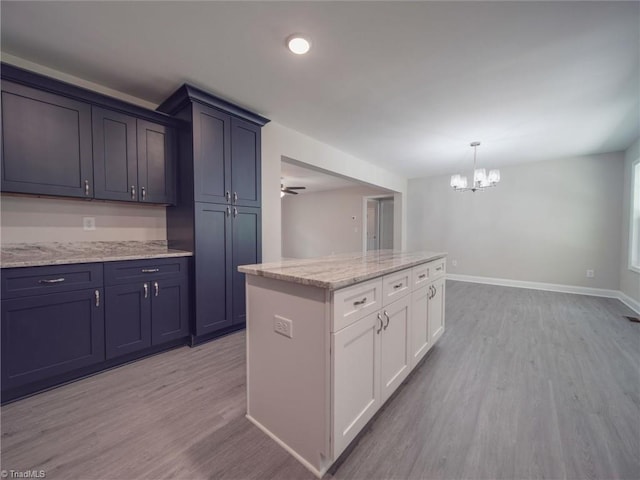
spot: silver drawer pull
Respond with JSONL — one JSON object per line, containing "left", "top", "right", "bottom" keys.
{"left": 95, "top": 290, "right": 100, "bottom": 307}
{"left": 131, "top": 185, "right": 136, "bottom": 199}
{"left": 141, "top": 186, "right": 146, "bottom": 200}
{"left": 353, "top": 297, "right": 367, "bottom": 306}
{"left": 39, "top": 278, "right": 65, "bottom": 284}
{"left": 418, "top": 274, "right": 426, "bottom": 279}
{"left": 393, "top": 283, "right": 403, "bottom": 289}
{"left": 144, "top": 283, "right": 149, "bottom": 299}
{"left": 84, "top": 180, "right": 90, "bottom": 196}
{"left": 233, "top": 191, "right": 238, "bottom": 203}
{"left": 436, "top": 266, "right": 443, "bottom": 271}
{"left": 141, "top": 268, "right": 159, "bottom": 273}
{"left": 233, "top": 207, "right": 238, "bottom": 218}
{"left": 154, "top": 281, "right": 159, "bottom": 297}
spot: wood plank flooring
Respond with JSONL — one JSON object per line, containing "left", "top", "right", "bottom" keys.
{"left": 2, "top": 281, "right": 638, "bottom": 479}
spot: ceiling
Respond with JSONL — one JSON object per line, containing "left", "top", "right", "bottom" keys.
{"left": 1, "top": 1, "right": 638, "bottom": 178}
{"left": 281, "top": 159, "right": 390, "bottom": 194}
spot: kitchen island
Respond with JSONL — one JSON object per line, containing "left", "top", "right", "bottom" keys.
{"left": 239, "top": 250, "right": 447, "bottom": 477}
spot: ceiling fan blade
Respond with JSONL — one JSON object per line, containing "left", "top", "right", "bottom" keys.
{"left": 282, "top": 188, "right": 299, "bottom": 195}
{"left": 286, "top": 186, "right": 306, "bottom": 190}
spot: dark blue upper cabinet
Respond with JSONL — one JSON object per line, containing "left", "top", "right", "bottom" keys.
{"left": 1, "top": 81, "right": 93, "bottom": 198}
{"left": 231, "top": 117, "right": 261, "bottom": 208}
{"left": 137, "top": 119, "right": 176, "bottom": 205}
{"left": 92, "top": 107, "right": 138, "bottom": 202}
{"left": 193, "top": 103, "right": 231, "bottom": 204}
{"left": 1, "top": 63, "right": 179, "bottom": 205}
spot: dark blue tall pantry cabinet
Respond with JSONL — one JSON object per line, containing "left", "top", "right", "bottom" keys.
{"left": 158, "top": 85, "right": 269, "bottom": 345}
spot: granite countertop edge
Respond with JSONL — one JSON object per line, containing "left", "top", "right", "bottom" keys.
{"left": 1, "top": 241, "right": 193, "bottom": 269}
{"left": 238, "top": 251, "right": 447, "bottom": 290}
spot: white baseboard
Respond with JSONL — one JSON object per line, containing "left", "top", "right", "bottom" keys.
{"left": 446, "top": 273, "right": 640, "bottom": 315}
{"left": 618, "top": 292, "right": 640, "bottom": 315}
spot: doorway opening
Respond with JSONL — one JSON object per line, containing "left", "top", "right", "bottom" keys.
{"left": 365, "top": 196, "right": 395, "bottom": 251}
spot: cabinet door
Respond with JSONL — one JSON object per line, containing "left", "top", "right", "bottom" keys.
{"left": 137, "top": 119, "right": 176, "bottom": 205}
{"left": 195, "top": 203, "right": 232, "bottom": 334}
{"left": 230, "top": 117, "right": 261, "bottom": 207}
{"left": 193, "top": 103, "right": 231, "bottom": 204}
{"left": 151, "top": 276, "right": 189, "bottom": 345}
{"left": 332, "top": 311, "right": 381, "bottom": 458}
{"left": 92, "top": 107, "right": 138, "bottom": 202}
{"left": 428, "top": 277, "right": 446, "bottom": 346}
{"left": 1, "top": 288, "right": 104, "bottom": 390}
{"left": 1, "top": 81, "right": 93, "bottom": 198}
{"left": 380, "top": 295, "right": 411, "bottom": 403}
{"left": 105, "top": 283, "right": 151, "bottom": 359}
{"left": 231, "top": 206, "right": 261, "bottom": 326}
{"left": 410, "top": 286, "right": 430, "bottom": 369}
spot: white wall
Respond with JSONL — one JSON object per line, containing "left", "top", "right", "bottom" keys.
{"left": 1, "top": 195, "right": 166, "bottom": 244}
{"left": 408, "top": 153, "right": 624, "bottom": 290}
{"left": 621, "top": 138, "right": 640, "bottom": 302}
{"left": 281, "top": 185, "right": 388, "bottom": 258}
{"left": 261, "top": 122, "right": 408, "bottom": 262}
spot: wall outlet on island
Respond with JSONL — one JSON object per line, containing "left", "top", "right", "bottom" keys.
{"left": 83, "top": 217, "right": 96, "bottom": 231}
{"left": 274, "top": 315, "right": 293, "bottom": 339}
{"left": 586, "top": 269, "right": 595, "bottom": 278}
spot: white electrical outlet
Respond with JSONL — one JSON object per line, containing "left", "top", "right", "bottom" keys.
{"left": 586, "top": 269, "right": 595, "bottom": 278}
{"left": 451, "top": 260, "right": 458, "bottom": 267}
{"left": 83, "top": 217, "right": 96, "bottom": 231}
{"left": 274, "top": 315, "right": 293, "bottom": 339}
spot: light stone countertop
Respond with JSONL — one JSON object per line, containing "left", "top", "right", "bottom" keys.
{"left": 0, "top": 241, "right": 192, "bottom": 268}
{"left": 238, "top": 250, "right": 447, "bottom": 290}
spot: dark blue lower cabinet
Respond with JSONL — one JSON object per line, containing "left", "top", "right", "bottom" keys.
{"left": 106, "top": 277, "right": 189, "bottom": 359}
{"left": 1, "top": 288, "right": 105, "bottom": 390}
{"left": 151, "top": 276, "right": 189, "bottom": 345}
{"left": 105, "top": 283, "right": 152, "bottom": 359}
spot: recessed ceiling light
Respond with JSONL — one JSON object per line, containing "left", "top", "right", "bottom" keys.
{"left": 287, "top": 34, "right": 311, "bottom": 55}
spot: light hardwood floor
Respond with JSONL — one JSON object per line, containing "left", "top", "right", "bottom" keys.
{"left": 2, "top": 281, "right": 638, "bottom": 479}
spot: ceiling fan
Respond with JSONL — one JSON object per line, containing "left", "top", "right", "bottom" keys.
{"left": 281, "top": 183, "right": 306, "bottom": 196}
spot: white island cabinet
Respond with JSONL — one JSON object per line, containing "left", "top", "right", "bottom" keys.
{"left": 239, "top": 250, "right": 447, "bottom": 477}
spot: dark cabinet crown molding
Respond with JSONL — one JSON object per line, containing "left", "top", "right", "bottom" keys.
{"left": 157, "top": 84, "right": 270, "bottom": 127}
{"left": 1, "top": 62, "right": 182, "bottom": 128}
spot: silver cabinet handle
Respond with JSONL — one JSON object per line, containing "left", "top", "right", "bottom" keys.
{"left": 39, "top": 277, "right": 65, "bottom": 284}
{"left": 141, "top": 186, "right": 146, "bottom": 200}
{"left": 233, "top": 191, "right": 238, "bottom": 203}
{"left": 353, "top": 297, "right": 367, "bottom": 306}
{"left": 376, "top": 313, "right": 383, "bottom": 334}
{"left": 383, "top": 311, "right": 390, "bottom": 330}
{"left": 436, "top": 266, "right": 443, "bottom": 271}
{"left": 226, "top": 207, "right": 231, "bottom": 217}
{"left": 233, "top": 207, "right": 238, "bottom": 218}
{"left": 143, "top": 283, "right": 149, "bottom": 299}
{"left": 225, "top": 191, "right": 231, "bottom": 203}
{"left": 393, "top": 283, "right": 403, "bottom": 289}
{"left": 95, "top": 290, "right": 100, "bottom": 307}
{"left": 433, "top": 285, "right": 437, "bottom": 296}
{"left": 131, "top": 185, "right": 136, "bottom": 199}
{"left": 154, "top": 281, "right": 159, "bottom": 297}
{"left": 141, "top": 268, "right": 159, "bottom": 273}
{"left": 418, "top": 273, "right": 426, "bottom": 279}
{"left": 84, "top": 180, "right": 90, "bottom": 196}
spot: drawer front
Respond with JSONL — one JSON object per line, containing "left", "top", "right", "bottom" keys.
{"left": 429, "top": 258, "right": 446, "bottom": 280}
{"left": 104, "top": 257, "right": 188, "bottom": 285}
{"left": 382, "top": 269, "right": 411, "bottom": 306}
{"left": 1, "top": 263, "right": 103, "bottom": 299}
{"left": 332, "top": 278, "right": 383, "bottom": 332}
{"left": 412, "top": 263, "right": 431, "bottom": 290}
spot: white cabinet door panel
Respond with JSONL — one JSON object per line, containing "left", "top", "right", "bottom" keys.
{"left": 380, "top": 295, "right": 411, "bottom": 403}
{"left": 410, "top": 285, "right": 430, "bottom": 369}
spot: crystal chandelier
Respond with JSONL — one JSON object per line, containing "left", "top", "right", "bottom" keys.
{"left": 450, "top": 142, "right": 500, "bottom": 192}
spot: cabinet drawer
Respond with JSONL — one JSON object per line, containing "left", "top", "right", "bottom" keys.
{"left": 382, "top": 269, "right": 411, "bottom": 306}
{"left": 104, "top": 257, "right": 188, "bottom": 285}
{"left": 412, "top": 263, "right": 430, "bottom": 290}
{"left": 332, "top": 278, "right": 383, "bottom": 332}
{"left": 429, "top": 258, "right": 446, "bottom": 280}
{"left": 1, "top": 263, "right": 103, "bottom": 299}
